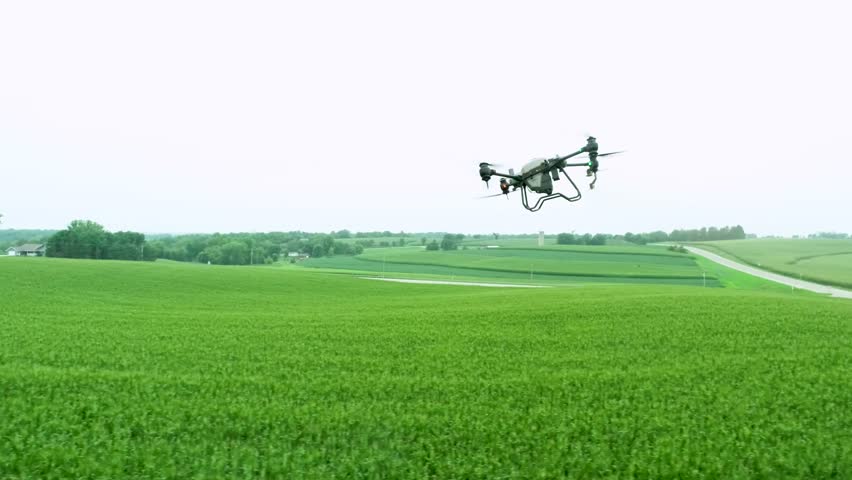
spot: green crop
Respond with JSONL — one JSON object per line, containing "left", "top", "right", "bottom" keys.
{"left": 355, "top": 246, "right": 707, "bottom": 280}
{"left": 1, "top": 258, "right": 851, "bottom": 478}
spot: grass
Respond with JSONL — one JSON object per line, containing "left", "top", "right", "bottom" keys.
{"left": 1, "top": 258, "right": 851, "bottom": 478}
{"left": 693, "top": 239, "right": 852, "bottom": 289}
{"left": 301, "top": 256, "right": 717, "bottom": 287}
{"left": 353, "top": 246, "right": 708, "bottom": 280}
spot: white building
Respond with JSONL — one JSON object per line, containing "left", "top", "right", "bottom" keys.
{"left": 6, "top": 244, "right": 46, "bottom": 257}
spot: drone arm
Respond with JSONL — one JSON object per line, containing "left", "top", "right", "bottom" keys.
{"left": 556, "top": 150, "right": 585, "bottom": 163}
{"left": 487, "top": 170, "right": 522, "bottom": 181}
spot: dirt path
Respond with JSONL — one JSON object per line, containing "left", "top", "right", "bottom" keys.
{"left": 685, "top": 246, "right": 852, "bottom": 299}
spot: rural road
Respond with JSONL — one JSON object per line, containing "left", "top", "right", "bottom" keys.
{"left": 685, "top": 246, "right": 852, "bottom": 299}
{"left": 362, "top": 277, "right": 549, "bottom": 288}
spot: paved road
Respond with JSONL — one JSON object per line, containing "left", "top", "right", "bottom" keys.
{"left": 362, "top": 277, "right": 549, "bottom": 288}
{"left": 685, "top": 246, "right": 852, "bottom": 299}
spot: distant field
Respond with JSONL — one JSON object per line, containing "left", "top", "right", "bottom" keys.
{"left": 462, "top": 236, "right": 558, "bottom": 247}
{"left": 334, "top": 236, "right": 428, "bottom": 246}
{"left": 302, "top": 244, "right": 720, "bottom": 286}
{"left": 362, "top": 247, "right": 697, "bottom": 276}
{"left": 694, "top": 239, "right": 852, "bottom": 289}
{"left": 1, "top": 258, "right": 851, "bottom": 478}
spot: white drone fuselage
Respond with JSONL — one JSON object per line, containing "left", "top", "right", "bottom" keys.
{"left": 520, "top": 158, "right": 554, "bottom": 195}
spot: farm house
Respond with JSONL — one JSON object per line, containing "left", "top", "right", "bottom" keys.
{"left": 6, "top": 244, "right": 46, "bottom": 257}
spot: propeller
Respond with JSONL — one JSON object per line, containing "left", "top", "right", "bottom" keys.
{"left": 477, "top": 178, "right": 513, "bottom": 198}
{"left": 597, "top": 151, "right": 624, "bottom": 157}
{"left": 571, "top": 152, "right": 624, "bottom": 164}
{"left": 476, "top": 192, "right": 513, "bottom": 199}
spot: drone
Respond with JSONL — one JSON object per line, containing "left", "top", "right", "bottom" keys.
{"left": 478, "top": 136, "right": 623, "bottom": 212}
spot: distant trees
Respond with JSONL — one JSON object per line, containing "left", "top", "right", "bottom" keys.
{"left": 557, "top": 233, "right": 605, "bottom": 245}
{"left": 556, "top": 233, "right": 575, "bottom": 245}
{"left": 555, "top": 225, "right": 748, "bottom": 246}
{"left": 146, "top": 230, "right": 373, "bottom": 265}
{"left": 623, "top": 232, "right": 648, "bottom": 245}
{"left": 426, "top": 240, "right": 440, "bottom": 251}
{"left": 440, "top": 234, "right": 465, "bottom": 251}
{"left": 47, "top": 220, "right": 145, "bottom": 260}
{"left": 808, "top": 232, "right": 850, "bottom": 239}
{"left": 668, "top": 225, "right": 746, "bottom": 242}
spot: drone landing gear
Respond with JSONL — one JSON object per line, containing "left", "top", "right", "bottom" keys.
{"left": 588, "top": 171, "right": 598, "bottom": 190}
{"left": 520, "top": 168, "right": 582, "bottom": 212}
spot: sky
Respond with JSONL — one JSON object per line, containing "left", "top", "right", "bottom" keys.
{"left": 1, "top": 1, "right": 850, "bottom": 236}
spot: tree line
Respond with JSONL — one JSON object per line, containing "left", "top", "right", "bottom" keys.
{"left": 29, "top": 219, "right": 753, "bottom": 264}
{"left": 556, "top": 225, "right": 747, "bottom": 246}
{"left": 146, "top": 232, "right": 368, "bottom": 265}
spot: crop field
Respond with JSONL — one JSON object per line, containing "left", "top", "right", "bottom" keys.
{"left": 694, "top": 239, "right": 852, "bottom": 289}
{"left": 1, "top": 257, "right": 851, "bottom": 478}
{"left": 304, "top": 245, "right": 718, "bottom": 287}
{"left": 462, "top": 236, "right": 560, "bottom": 248}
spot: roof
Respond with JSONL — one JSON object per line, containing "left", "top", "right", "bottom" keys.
{"left": 9, "top": 243, "right": 45, "bottom": 252}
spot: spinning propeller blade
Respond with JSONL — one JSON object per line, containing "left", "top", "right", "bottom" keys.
{"left": 572, "top": 151, "right": 624, "bottom": 161}
{"left": 476, "top": 192, "right": 513, "bottom": 199}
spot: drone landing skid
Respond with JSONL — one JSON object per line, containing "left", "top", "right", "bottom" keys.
{"left": 520, "top": 168, "right": 582, "bottom": 212}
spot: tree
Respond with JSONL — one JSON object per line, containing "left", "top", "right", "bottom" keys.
{"left": 557, "top": 233, "right": 577, "bottom": 245}
{"left": 440, "top": 234, "right": 461, "bottom": 251}
{"left": 220, "top": 241, "right": 249, "bottom": 265}
{"left": 285, "top": 239, "right": 302, "bottom": 254}
{"left": 426, "top": 240, "right": 440, "bottom": 251}
{"left": 48, "top": 220, "right": 108, "bottom": 259}
{"left": 646, "top": 231, "right": 669, "bottom": 243}
{"left": 590, "top": 234, "right": 607, "bottom": 245}
{"left": 106, "top": 231, "right": 145, "bottom": 260}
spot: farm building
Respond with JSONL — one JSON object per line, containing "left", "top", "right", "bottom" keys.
{"left": 6, "top": 244, "right": 46, "bottom": 257}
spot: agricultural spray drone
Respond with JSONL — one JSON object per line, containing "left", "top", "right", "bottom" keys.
{"left": 478, "top": 136, "right": 623, "bottom": 212}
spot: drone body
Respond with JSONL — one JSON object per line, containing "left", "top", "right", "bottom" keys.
{"left": 478, "top": 136, "right": 621, "bottom": 212}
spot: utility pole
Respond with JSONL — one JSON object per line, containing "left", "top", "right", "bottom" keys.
{"left": 250, "top": 247, "right": 254, "bottom": 265}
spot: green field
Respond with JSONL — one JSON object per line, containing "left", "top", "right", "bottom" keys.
{"left": 694, "top": 239, "right": 852, "bottom": 289}
{"left": 2, "top": 257, "right": 851, "bottom": 478}
{"left": 305, "top": 245, "right": 719, "bottom": 287}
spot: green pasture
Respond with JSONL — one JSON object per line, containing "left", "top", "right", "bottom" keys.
{"left": 1, "top": 258, "right": 851, "bottom": 478}
{"left": 351, "top": 246, "right": 707, "bottom": 280}
{"left": 694, "top": 239, "right": 852, "bottom": 289}
{"left": 302, "top": 256, "right": 715, "bottom": 287}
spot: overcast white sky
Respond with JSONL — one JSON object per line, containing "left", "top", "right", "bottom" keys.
{"left": 1, "top": 1, "right": 849, "bottom": 236}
